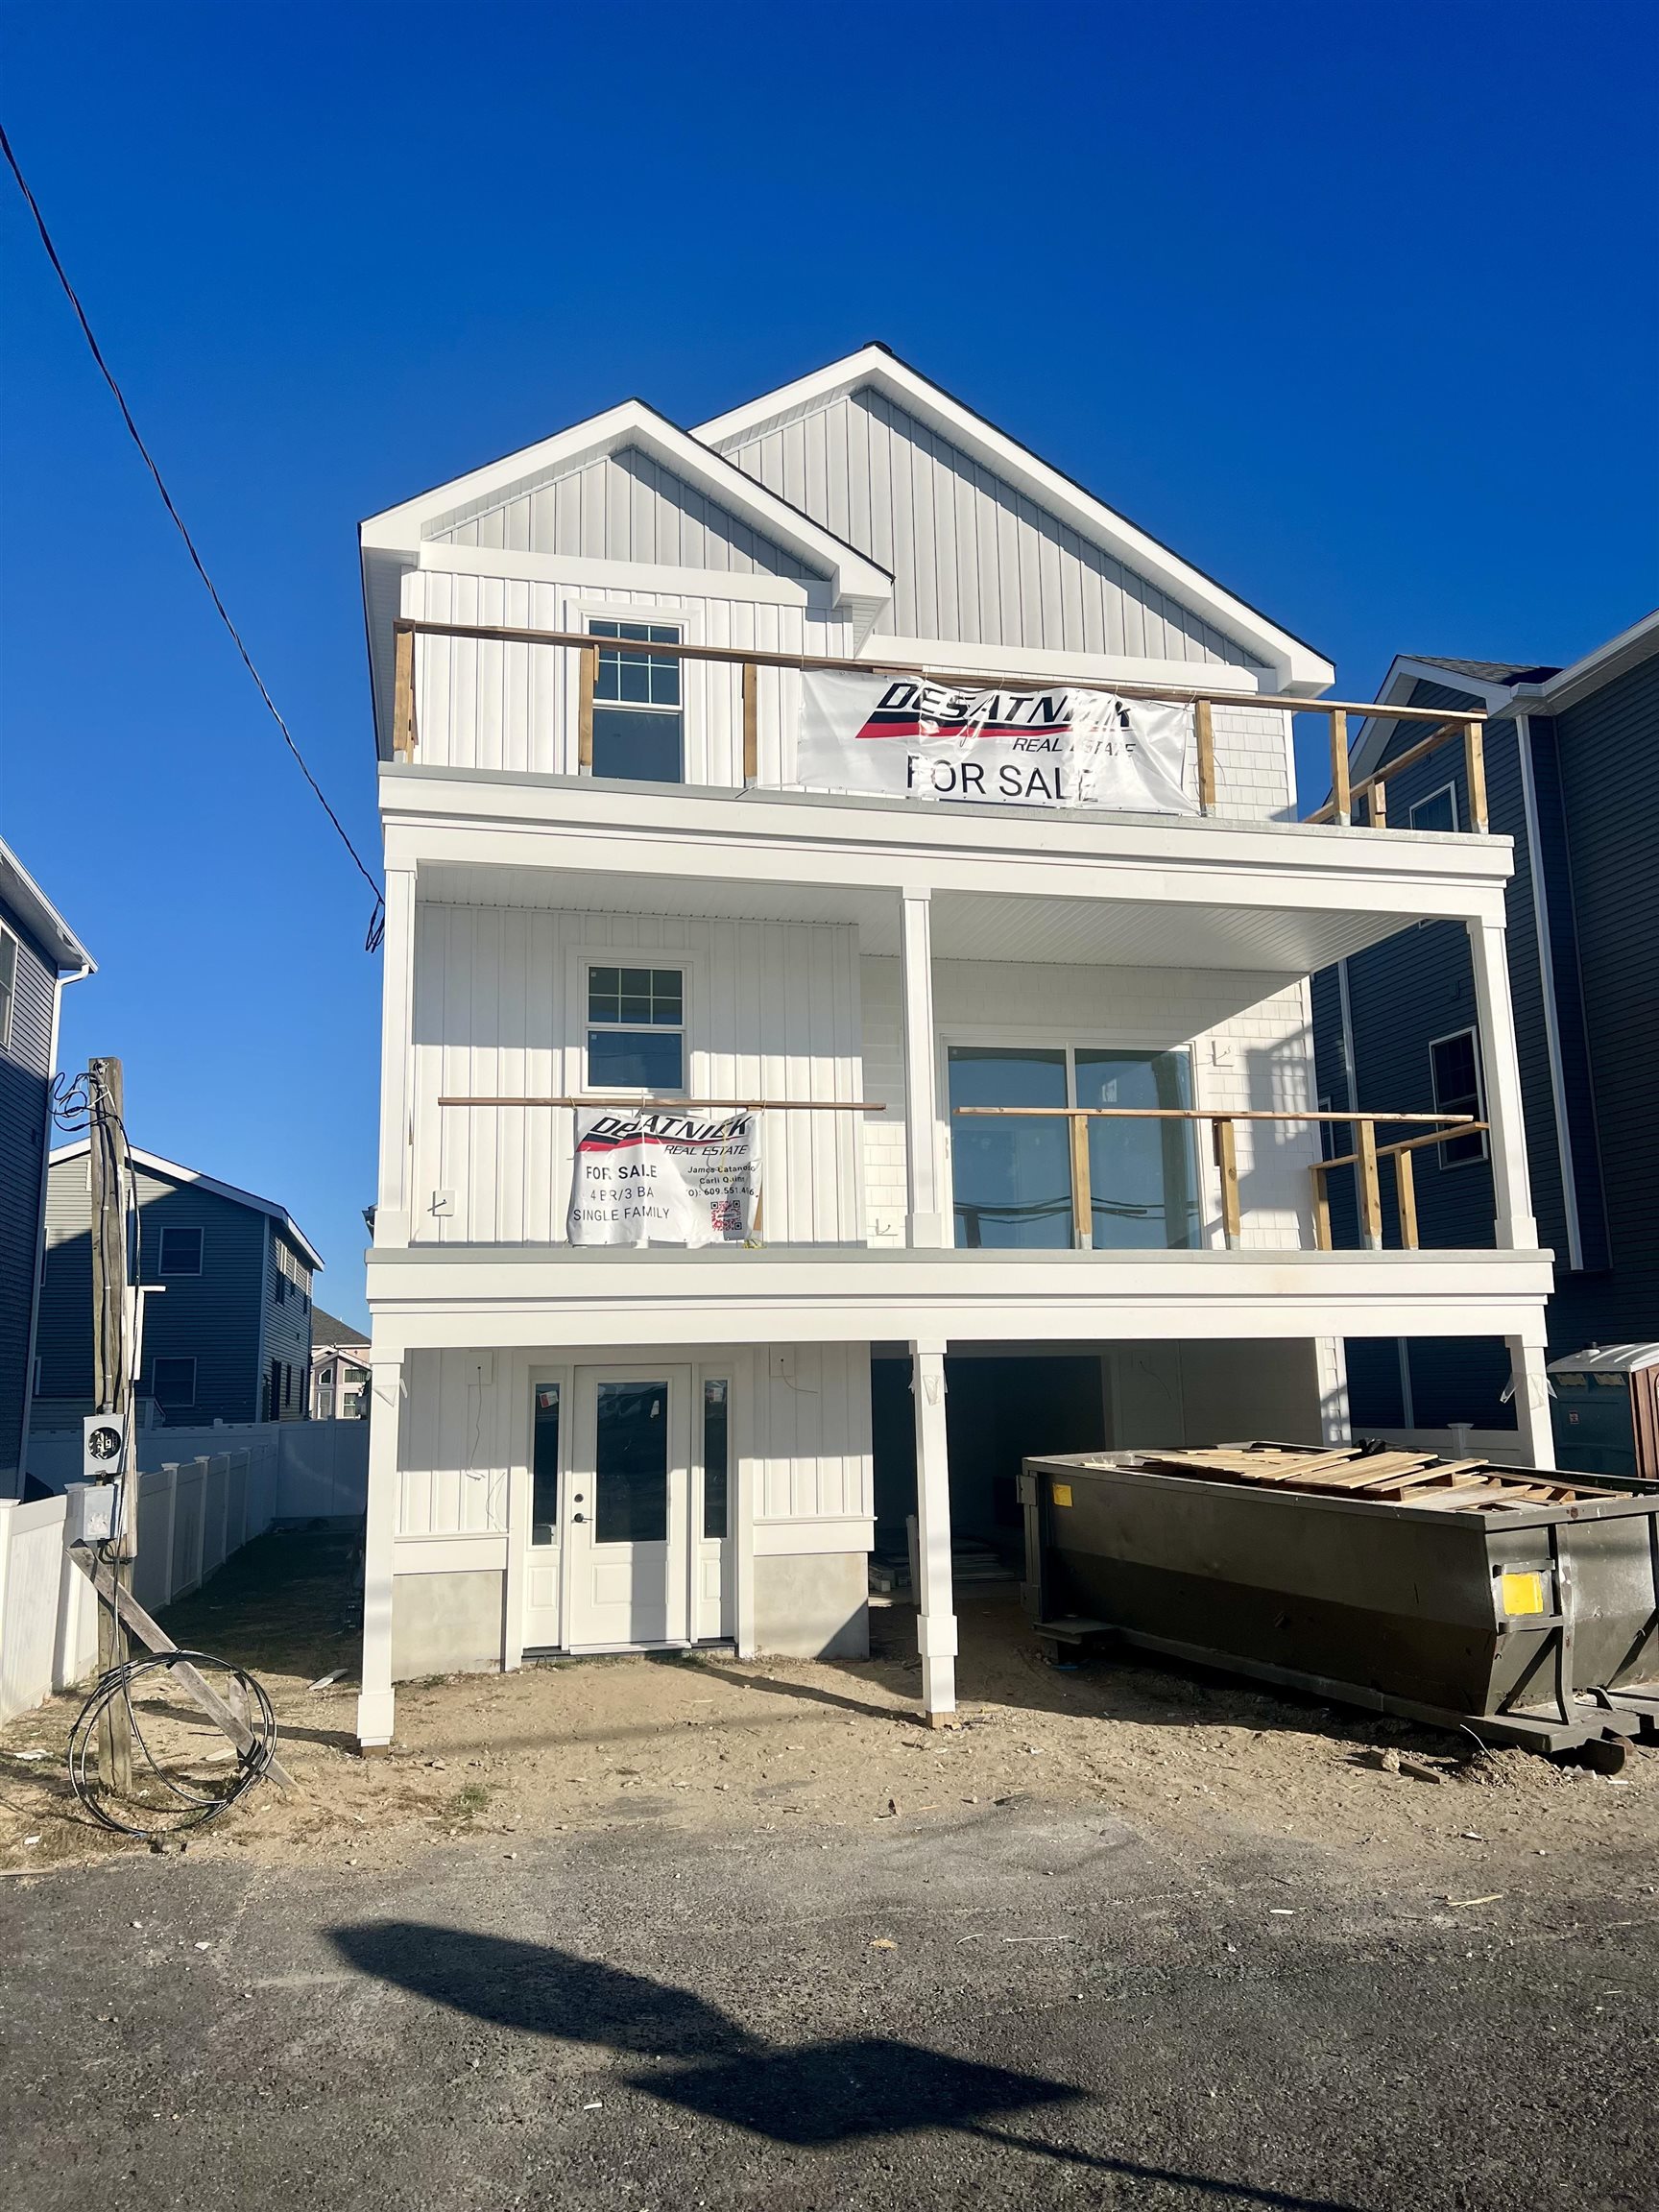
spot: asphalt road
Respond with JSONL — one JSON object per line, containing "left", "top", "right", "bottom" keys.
{"left": 3, "top": 1802, "right": 1653, "bottom": 2212}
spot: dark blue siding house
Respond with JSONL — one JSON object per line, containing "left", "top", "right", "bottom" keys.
{"left": 34, "top": 1143, "right": 323, "bottom": 1432}
{"left": 1311, "top": 612, "right": 1659, "bottom": 1433}
{"left": 0, "top": 843, "right": 94, "bottom": 1497}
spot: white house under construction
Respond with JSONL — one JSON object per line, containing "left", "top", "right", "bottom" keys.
{"left": 353, "top": 345, "right": 1553, "bottom": 1747}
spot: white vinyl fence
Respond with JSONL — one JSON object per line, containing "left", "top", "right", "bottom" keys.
{"left": 1, "top": 1422, "right": 370, "bottom": 1726}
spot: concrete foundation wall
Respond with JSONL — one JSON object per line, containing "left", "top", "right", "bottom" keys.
{"left": 753, "top": 1551, "right": 868, "bottom": 1660}
{"left": 392, "top": 1568, "right": 506, "bottom": 1679}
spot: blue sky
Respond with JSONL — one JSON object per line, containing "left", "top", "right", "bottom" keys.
{"left": 3, "top": 2, "right": 1655, "bottom": 1326}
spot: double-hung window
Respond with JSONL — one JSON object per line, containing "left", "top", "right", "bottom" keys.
{"left": 1408, "top": 782, "right": 1459, "bottom": 833}
{"left": 152, "top": 1356, "right": 197, "bottom": 1410}
{"left": 157, "top": 1225, "right": 204, "bottom": 1277}
{"left": 589, "top": 619, "right": 684, "bottom": 782}
{"left": 587, "top": 966, "right": 685, "bottom": 1092}
{"left": 1430, "top": 1029, "right": 1487, "bottom": 1166}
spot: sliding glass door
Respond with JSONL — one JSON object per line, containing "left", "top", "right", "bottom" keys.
{"left": 948, "top": 1045, "right": 1201, "bottom": 1251}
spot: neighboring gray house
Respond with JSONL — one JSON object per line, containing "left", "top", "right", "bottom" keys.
{"left": 34, "top": 1143, "right": 323, "bottom": 1430}
{"left": 0, "top": 843, "right": 94, "bottom": 1496}
{"left": 310, "top": 1307, "right": 370, "bottom": 1420}
{"left": 1312, "top": 611, "right": 1659, "bottom": 1431}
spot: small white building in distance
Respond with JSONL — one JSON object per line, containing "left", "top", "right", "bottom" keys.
{"left": 352, "top": 344, "right": 1552, "bottom": 1747}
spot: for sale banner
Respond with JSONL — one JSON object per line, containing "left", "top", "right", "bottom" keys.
{"left": 798, "top": 670, "right": 1196, "bottom": 813}
{"left": 566, "top": 1108, "right": 759, "bottom": 1248}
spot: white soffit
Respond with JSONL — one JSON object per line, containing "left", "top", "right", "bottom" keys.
{"left": 695, "top": 345, "right": 1334, "bottom": 696}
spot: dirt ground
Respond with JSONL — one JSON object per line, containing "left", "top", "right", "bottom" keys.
{"left": 3, "top": 1527, "right": 1654, "bottom": 1891}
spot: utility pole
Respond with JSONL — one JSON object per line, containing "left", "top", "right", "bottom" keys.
{"left": 88, "top": 1056, "right": 136, "bottom": 1795}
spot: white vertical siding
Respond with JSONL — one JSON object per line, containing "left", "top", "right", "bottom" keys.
{"left": 749, "top": 1342, "right": 873, "bottom": 1523}
{"left": 404, "top": 566, "right": 849, "bottom": 784}
{"left": 859, "top": 956, "right": 1318, "bottom": 1250}
{"left": 715, "top": 387, "right": 1263, "bottom": 667}
{"left": 414, "top": 905, "right": 865, "bottom": 1247}
{"left": 397, "top": 1348, "right": 512, "bottom": 1536}
{"left": 426, "top": 445, "right": 824, "bottom": 581}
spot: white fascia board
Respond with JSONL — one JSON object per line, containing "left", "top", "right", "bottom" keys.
{"left": 0, "top": 841, "right": 96, "bottom": 974}
{"left": 1350, "top": 656, "right": 1521, "bottom": 782}
{"left": 50, "top": 1140, "right": 325, "bottom": 1272}
{"left": 695, "top": 348, "right": 1334, "bottom": 696}
{"left": 1535, "top": 608, "right": 1659, "bottom": 712}
{"left": 415, "top": 540, "right": 825, "bottom": 610}
{"left": 359, "top": 397, "right": 892, "bottom": 612}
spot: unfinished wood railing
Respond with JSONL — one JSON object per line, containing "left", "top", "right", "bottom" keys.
{"left": 952, "top": 1105, "right": 1482, "bottom": 1251}
{"left": 387, "top": 616, "right": 1486, "bottom": 830}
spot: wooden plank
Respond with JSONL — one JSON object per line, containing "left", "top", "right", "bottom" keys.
{"left": 1393, "top": 1144, "right": 1418, "bottom": 1248}
{"left": 1463, "top": 719, "right": 1488, "bottom": 833}
{"left": 73, "top": 1551, "right": 297, "bottom": 1791}
{"left": 440, "top": 1094, "right": 884, "bottom": 1112}
{"left": 1329, "top": 709, "right": 1351, "bottom": 826}
{"left": 1193, "top": 696, "right": 1216, "bottom": 810}
{"left": 398, "top": 619, "right": 1478, "bottom": 725}
{"left": 1369, "top": 778, "right": 1388, "bottom": 829}
{"left": 577, "top": 641, "right": 597, "bottom": 770}
{"left": 392, "top": 626, "right": 417, "bottom": 758}
{"left": 1069, "top": 1110, "right": 1093, "bottom": 1249}
{"left": 1214, "top": 1118, "right": 1241, "bottom": 1248}
{"left": 741, "top": 660, "right": 758, "bottom": 782}
{"left": 1357, "top": 1119, "right": 1382, "bottom": 1248}
{"left": 1311, "top": 1163, "right": 1333, "bottom": 1251}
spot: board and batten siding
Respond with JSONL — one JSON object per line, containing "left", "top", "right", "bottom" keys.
{"left": 859, "top": 957, "right": 1320, "bottom": 1252}
{"left": 412, "top": 904, "right": 865, "bottom": 1248}
{"left": 395, "top": 1342, "right": 870, "bottom": 1539}
{"left": 423, "top": 444, "right": 825, "bottom": 582}
{"left": 403, "top": 566, "right": 850, "bottom": 787}
{"left": 712, "top": 385, "right": 1263, "bottom": 667}
{"left": 0, "top": 907, "right": 59, "bottom": 1486}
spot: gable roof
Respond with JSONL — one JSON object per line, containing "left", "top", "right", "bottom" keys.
{"left": 695, "top": 343, "right": 1334, "bottom": 694}
{"left": 49, "top": 1140, "right": 324, "bottom": 1272}
{"left": 1352, "top": 614, "right": 1659, "bottom": 780}
{"left": 0, "top": 841, "right": 95, "bottom": 974}
{"left": 311, "top": 1307, "right": 369, "bottom": 1349}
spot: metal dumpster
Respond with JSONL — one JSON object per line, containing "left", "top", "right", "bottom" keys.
{"left": 1019, "top": 1442, "right": 1659, "bottom": 1764}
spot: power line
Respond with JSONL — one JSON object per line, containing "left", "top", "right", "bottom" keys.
{"left": 0, "top": 120, "right": 384, "bottom": 951}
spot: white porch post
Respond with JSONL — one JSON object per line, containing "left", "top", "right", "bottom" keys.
{"left": 900, "top": 889, "right": 946, "bottom": 1249}
{"left": 355, "top": 1354, "right": 404, "bottom": 1749}
{"left": 911, "top": 1337, "right": 957, "bottom": 1723}
{"left": 1466, "top": 917, "right": 1539, "bottom": 1251}
{"left": 1315, "top": 1337, "right": 1352, "bottom": 1446}
{"left": 374, "top": 866, "right": 417, "bottom": 1250}
{"left": 1505, "top": 1332, "right": 1557, "bottom": 1471}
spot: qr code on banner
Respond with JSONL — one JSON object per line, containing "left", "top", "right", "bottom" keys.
{"left": 709, "top": 1199, "right": 743, "bottom": 1235}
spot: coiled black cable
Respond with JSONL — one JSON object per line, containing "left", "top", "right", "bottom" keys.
{"left": 68, "top": 1650, "right": 277, "bottom": 1839}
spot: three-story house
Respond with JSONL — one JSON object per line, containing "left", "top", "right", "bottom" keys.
{"left": 353, "top": 346, "right": 1552, "bottom": 1748}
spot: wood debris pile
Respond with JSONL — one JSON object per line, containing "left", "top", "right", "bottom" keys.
{"left": 1125, "top": 1443, "right": 1609, "bottom": 1513}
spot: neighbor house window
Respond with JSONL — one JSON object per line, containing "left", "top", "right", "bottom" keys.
{"left": 156, "top": 1225, "right": 204, "bottom": 1277}
{"left": 589, "top": 618, "right": 684, "bottom": 782}
{"left": 1408, "top": 783, "right": 1459, "bottom": 833}
{"left": 0, "top": 928, "right": 16, "bottom": 1053}
{"left": 587, "top": 966, "right": 685, "bottom": 1091}
{"left": 702, "top": 1378, "right": 730, "bottom": 1540}
{"left": 1431, "top": 1028, "right": 1488, "bottom": 1166}
{"left": 152, "top": 1357, "right": 197, "bottom": 1410}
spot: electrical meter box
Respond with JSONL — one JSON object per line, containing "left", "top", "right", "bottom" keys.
{"left": 83, "top": 1411, "right": 129, "bottom": 1484}
{"left": 65, "top": 1482, "right": 121, "bottom": 1546}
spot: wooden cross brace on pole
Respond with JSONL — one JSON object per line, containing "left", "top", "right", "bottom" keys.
{"left": 70, "top": 1548, "right": 298, "bottom": 1794}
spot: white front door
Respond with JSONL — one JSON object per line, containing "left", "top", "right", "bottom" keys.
{"left": 566, "top": 1365, "right": 692, "bottom": 1649}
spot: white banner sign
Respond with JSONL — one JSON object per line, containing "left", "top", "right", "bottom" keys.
{"left": 567, "top": 1108, "right": 759, "bottom": 1248}
{"left": 798, "top": 670, "right": 1196, "bottom": 813}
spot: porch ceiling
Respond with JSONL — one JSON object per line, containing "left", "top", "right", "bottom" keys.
{"left": 418, "top": 862, "right": 1422, "bottom": 974}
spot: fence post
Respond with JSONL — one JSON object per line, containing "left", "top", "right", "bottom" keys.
{"left": 1193, "top": 697, "right": 1216, "bottom": 811}
{"left": 1393, "top": 1146, "right": 1419, "bottom": 1248}
{"left": 577, "top": 642, "right": 597, "bottom": 770}
{"left": 1069, "top": 1113, "right": 1093, "bottom": 1249}
{"left": 191, "top": 1456, "right": 209, "bottom": 1592}
{"left": 1310, "top": 1164, "right": 1333, "bottom": 1252}
{"left": 1329, "top": 709, "right": 1350, "bottom": 827}
{"left": 1357, "top": 1120, "right": 1382, "bottom": 1250}
{"left": 1368, "top": 778, "right": 1388, "bottom": 829}
{"left": 1463, "top": 719, "right": 1488, "bottom": 832}
{"left": 393, "top": 626, "right": 418, "bottom": 759}
{"left": 742, "top": 661, "right": 758, "bottom": 783}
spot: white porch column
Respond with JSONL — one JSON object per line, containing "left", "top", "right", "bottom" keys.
{"left": 900, "top": 889, "right": 946, "bottom": 1249}
{"left": 1466, "top": 917, "right": 1539, "bottom": 1250}
{"left": 1315, "top": 1337, "right": 1352, "bottom": 1446}
{"left": 355, "top": 1354, "right": 405, "bottom": 1749}
{"left": 1505, "top": 1333, "right": 1557, "bottom": 1471}
{"left": 911, "top": 1338, "right": 957, "bottom": 1723}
